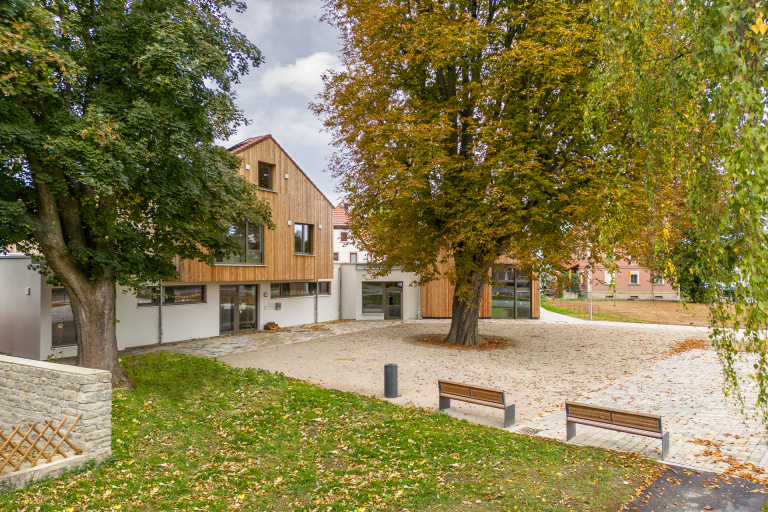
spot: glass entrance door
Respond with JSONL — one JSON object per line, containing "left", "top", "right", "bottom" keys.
{"left": 385, "top": 290, "right": 402, "bottom": 319}
{"left": 220, "top": 284, "right": 258, "bottom": 333}
{"left": 491, "top": 267, "right": 532, "bottom": 319}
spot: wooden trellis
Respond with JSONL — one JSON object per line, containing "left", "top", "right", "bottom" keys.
{"left": 0, "top": 415, "right": 82, "bottom": 474}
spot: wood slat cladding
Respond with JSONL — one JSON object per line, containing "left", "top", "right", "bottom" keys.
{"left": 170, "top": 136, "right": 334, "bottom": 284}
{"left": 420, "top": 254, "right": 540, "bottom": 319}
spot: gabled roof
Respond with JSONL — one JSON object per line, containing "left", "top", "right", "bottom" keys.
{"left": 333, "top": 205, "right": 349, "bottom": 228}
{"left": 227, "top": 135, "right": 271, "bottom": 153}
{"left": 227, "top": 134, "right": 334, "bottom": 207}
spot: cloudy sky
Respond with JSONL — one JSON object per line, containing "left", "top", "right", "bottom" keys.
{"left": 225, "top": 0, "right": 343, "bottom": 204}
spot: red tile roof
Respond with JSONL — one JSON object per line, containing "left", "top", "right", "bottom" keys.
{"left": 333, "top": 206, "right": 349, "bottom": 228}
{"left": 227, "top": 135, "right": 271, "bottom": 153}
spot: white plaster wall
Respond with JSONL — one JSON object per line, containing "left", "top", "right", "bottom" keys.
{"left": 115, "top": 284, "right": 220, "bottom": 347}
{"left": 339, "top": 264, "right": 359, "bottom": 320}
{"left": 339, "top": 264, "right": 420, "bottom": 320}
{"left": 0, "top": 256, "right": 43, "bottom": 360}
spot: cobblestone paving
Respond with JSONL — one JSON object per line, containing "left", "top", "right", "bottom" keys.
{"left": 120, "top": 320, "right": 406, "bottom": 359}
{"left": 514, "top": 349, "right": 768, "bottom": 477}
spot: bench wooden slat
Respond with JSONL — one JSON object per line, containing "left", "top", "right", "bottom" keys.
{"left": 566, "top": 404, "right": 611, "bottom": 423}
{"left": 611, "top": 411, "right": 662, "bottom": 432}
{"left": 439, "top": 393, "right": 506, "bottom": 410}
{"left": 565, "top": 401, "right": 662, "bottom": 421}
{"left": 470, "top": 388, "right": 504, "bottom": 405}
{"left": 565, "top": 400, "right": 669, "bottom": 460}
{"left": 438, "top": 380, "right": 515, "bottom": 428}
{"left": 439, "top": 379, "right": 506, "bottom": 396}
{"left": 567, "top": 417, "right": 665, "bottom": 439}
{"left": 440, "top": 382, "right": 472, "bottom": 398}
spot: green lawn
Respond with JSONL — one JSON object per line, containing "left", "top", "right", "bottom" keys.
{"left": 541, "top": 302, "right": 646, "bottom": 323}
{"left": 0, "top": 353, "right": 659, "bottom": 511}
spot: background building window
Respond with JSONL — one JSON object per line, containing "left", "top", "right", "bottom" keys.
{"left": 318, "top": 282, "right": 331, "bottom": 295}
{"left": 653, "top": 276, "right": 664, "bottom": 285}
{"left": 605, "top": 270, "right": 613, "bottom": 285}
{"left": 629, "top": 271, "right": 640, "bottom": 285}
{"left": 138, "top": 285, "right": 206, "bottom": 305}
{"left": 350, "top": 252, "right": 358, "bottom": 263}
{"left": 216, "top": 220, "right": 264, "bottom": 264}
{"left": 333, "top": 252, "right": 339, "bottom": 261}
{"left": 258, "top": 161, "right": 274, "bottom": 190}
{"left": 270, "top": 282, "right": 319, "bottom": 297}
{"left": 51, "top": 288, "right": 76, "bottom": 347}
{"left": 294, "top": 223, "right": 313, "bottom": 254}
{"left": 340, "top": 231, "right": 348, "bottom": 242}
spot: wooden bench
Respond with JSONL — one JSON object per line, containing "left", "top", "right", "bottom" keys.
{"left": 438, "top": 380, "right": 515, "bottom": 428}
{"left": 565, "top": 401, "right": 669, "bottom": 459}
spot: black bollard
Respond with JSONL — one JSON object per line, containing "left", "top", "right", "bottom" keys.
{"left": 384, "top": 363, "right": 398, "bottom": 398}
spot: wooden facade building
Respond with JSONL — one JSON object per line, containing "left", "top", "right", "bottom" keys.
{"left": 169, "top": 135, "right": 334, "bottom": 284}
{"left": 420, "top": 257, "right": 540, "bottom": 319}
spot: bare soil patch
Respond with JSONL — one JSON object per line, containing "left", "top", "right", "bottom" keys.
{"left": 412, "top": 335, "right": 513, "bottom": 351}
{"left": 548, "top": 299, "right": 712, "bottom": 326}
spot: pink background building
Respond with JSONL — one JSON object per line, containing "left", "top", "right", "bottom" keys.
{"left": 566, "top": 259, "right": 678, "bottom": 300}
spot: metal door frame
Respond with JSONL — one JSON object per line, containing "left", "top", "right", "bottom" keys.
{"left": 220, "top": 284, "right": 259, "bottom": 333}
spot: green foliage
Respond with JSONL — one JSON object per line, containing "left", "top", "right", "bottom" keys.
{"left": 590, "top": 0, "right": 768, "bottom": 424}
{"left": 0, "top": 0, "right": 272, "bottom": 287}
{"left": 657, "top": 228, "right": 739, "bottom": 304}
{"left": 0, "top": 353, "right": 658, "bottom": 510}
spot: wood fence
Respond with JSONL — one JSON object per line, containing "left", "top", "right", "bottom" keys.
{"left": 0, "top": 415, "right": 82, "bottom": 474}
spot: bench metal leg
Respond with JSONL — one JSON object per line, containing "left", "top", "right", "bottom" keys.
{"left": 504, "top": 405, "right": 515, "bottom": 428}
{"left": 566, "top": 421, "right": 576, "bottom": 442}
{"left": 439, "top": 397, "right": 450, "bottom": 410}
{"left": 661, "top": 431, "right": 669, "bottom": 460}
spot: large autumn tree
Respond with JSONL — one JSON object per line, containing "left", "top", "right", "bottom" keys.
{"left": 590, "top": 0, "right": 768, "bottom": 422}
{"left": 0, "top": 0, "right": 272, "bottom": 387}
{"left": 314, "top": 0, "right": 649, "bottom": 345}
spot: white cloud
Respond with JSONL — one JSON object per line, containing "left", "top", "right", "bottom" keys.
{"left": 257, "top": 52, "right": 341, "bottom": 97}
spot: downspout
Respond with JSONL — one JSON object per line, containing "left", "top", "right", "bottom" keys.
{"left": 157, "top": 281, "right": 163, "bottom": 344}
{"left": 417, "top": 273, "right": 422, "bottom": 320}
{"left": 338, "top": 263, "right": 343, "bottom": 320}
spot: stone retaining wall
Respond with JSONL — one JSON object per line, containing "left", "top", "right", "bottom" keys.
{"left": 0, "top": 355, "right": 112, "bottom": 490}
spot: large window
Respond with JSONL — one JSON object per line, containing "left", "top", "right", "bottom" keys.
{"left": 491, "top": 267, "right": 532, "bottom": 319}
{"left": 270, "top": 282, "right": 319, "bottom": 297}
{"left": 362, "top": 282, "right": 402, "bottom": 314}
{"left": 52, "top": 288, "right": 76, "bottom": 347}
{"left": 137, "top": 285, "right": 206, "bottom": 306}
{"left": 294, "top": 223, "right": 313, "bottom": 254}
{"left": 216, "top": 220, "right": 264, "bottom": 264}
{"left": 258, "top": 162, "right": 274, "bottom": 190}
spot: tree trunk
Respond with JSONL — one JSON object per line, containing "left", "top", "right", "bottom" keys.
{"left": 444, "top": 268, "right": 488, "bottom": 346}
{"left": 66, "top": 277, "right": 135, "bottom": 390}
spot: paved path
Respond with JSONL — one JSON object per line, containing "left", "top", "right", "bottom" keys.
{"left": 515, "top": 349, "right": 768, "bottom": 479}
{"left": 120, "top": 320, "right": 405, "bottom": 358}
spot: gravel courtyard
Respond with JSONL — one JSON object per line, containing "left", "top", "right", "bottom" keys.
{"left": 218, "top": 318, "right": 705, "bottom": 424}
